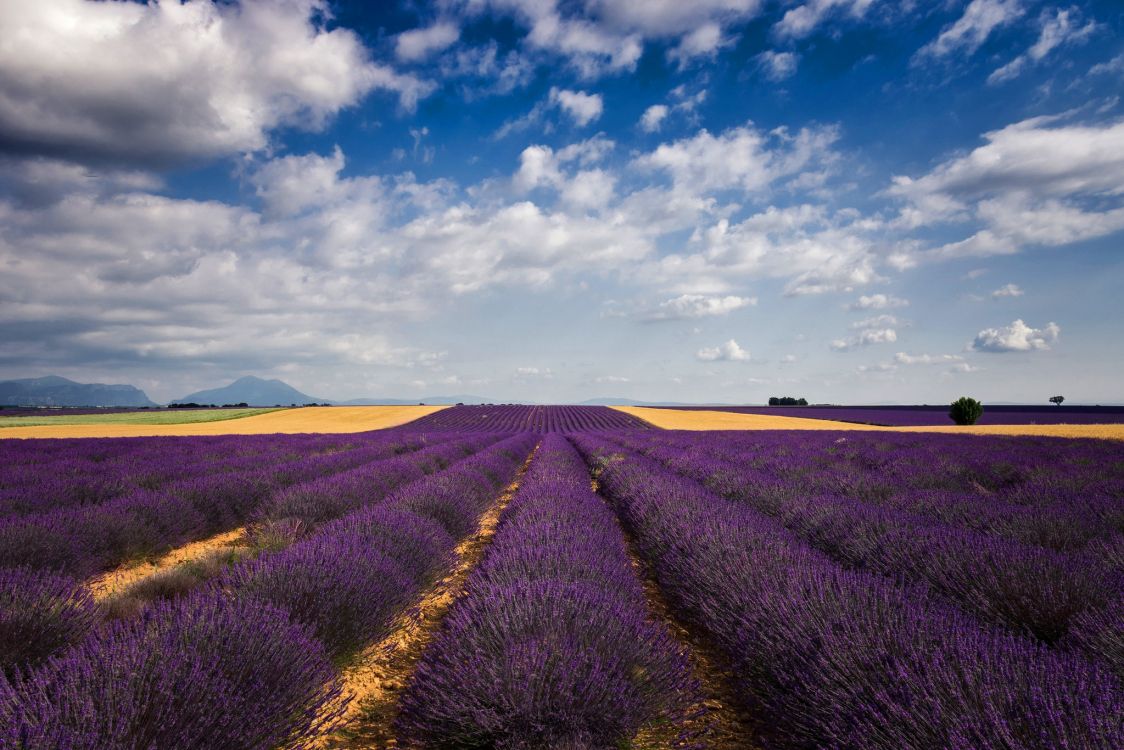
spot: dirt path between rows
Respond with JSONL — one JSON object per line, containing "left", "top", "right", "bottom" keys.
{"left": 86, "top": 526, "right": 248, "bottom": 601}
{"left": 592, "top": 474, "right": 761, "bottom": 750}
{"left": 315, "top": 444, "right": 539, "bottom": 749}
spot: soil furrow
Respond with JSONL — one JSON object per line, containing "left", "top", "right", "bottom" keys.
{"left": 316, "top": 443, "right": 539, "bottom": 749}
{"left": 86, "top": 526, "right": 247, "bottom": 601}
{"left": 592, "top": 474, "right": 761, "bottom": 750}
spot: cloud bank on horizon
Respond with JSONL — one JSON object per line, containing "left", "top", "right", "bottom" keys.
{"left": 0, "top": 0, "right": 1121, "bottom": 403}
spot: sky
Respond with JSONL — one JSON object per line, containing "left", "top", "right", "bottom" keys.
{"left": 0, "top": 0, "right": 1122, "bottom": 405}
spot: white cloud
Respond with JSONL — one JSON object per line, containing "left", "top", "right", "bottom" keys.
{"left": 757, "top": 50, "right": 799, "bottom": 81}
{"left": 971, "top": 319, "right": 1059, "bottom": 352}
{"left": 848, "top": 293, "right": 909, "bottom": 310}
{"left": 0, "top": 0, "right": 432, "bottom": 165}
{"left": 991, "top": 282, "right": 1024, "bottom": 298}
{"left": 773, "top": 0, "right": 878, "bottom": 39}
{"left": 831, "top": 327, "right": 897, "bottom": 351}
{"left": 894, "top": 352, "right": 965, "bottom": 365}
{"left": 466, "top": 0, "right": 761, "bottom": 77}
{"left": 668, "top": 23, "right": 732, "bottom": 67}
{"left": 639, "top": 104, "right": 670, "bottom": 132}
{"left": 697, "top": 339, "right": 752, "bottom": 361}
{"left": 635, "top": 122, "right": 840, "bottom": 195}
{"left": 851, "top": 314, "right": 899, "bottom": 328}
{"left": 440, "top": 42, "right": 535, "bottom": 97}
{"left": 549, "top": 87, "right": 604, "bottom": 126}
{"left": 1090, "top": 54, "right": 1124, "bottom": 77}
{"left": 593, "top": 374, "right": 630, "bottom": 383}
{"left": 988, "top": 8, "right": 1097, "bottom": 85}
{"left": 396, "top": 21, "right": 460, "bottom": 62}
{"left": 857, "top": 362, "right": 897, "bottom": 373}
{"left": 514, "top": 366, "right": 554, "bottom": 378}
{"left": 914, "top": 0, "right": 1024, "bottom": 62}
{"left": 644, "top": 204, "right": 882, "bottom": 297}
{"left": 890, "top": 116, "right": 1124, "bottom": 260}
{"left": 647, "top": 294, "right": 756, "bottom": 321}
{"left": 513, "top": 137, "right": 616, "bottom": 207}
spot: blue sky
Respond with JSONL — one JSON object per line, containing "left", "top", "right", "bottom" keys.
{"left": 0, "top": 0, "right": 1122, "bottom": 404}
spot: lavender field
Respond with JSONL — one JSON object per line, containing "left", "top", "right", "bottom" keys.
{"left": 665, "top": 404, "right": 1124, "bottom": 426}
{"left": 1, "top": 406, "right": 1121, "bottom": 748}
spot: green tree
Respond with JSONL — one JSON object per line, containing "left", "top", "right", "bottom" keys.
{"left": 1050, "top": 395, "right": 1065, "bottom": 406}
{"left": 949, "top": 396, "right": 984, "bottom": 425}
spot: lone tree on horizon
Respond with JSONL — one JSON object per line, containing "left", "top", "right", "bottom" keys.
{"left": 949, "top": 396, "right": 983, "bottom": 425}
{"left": 1050, "top": 395, "right": 1065, "bottom": 406}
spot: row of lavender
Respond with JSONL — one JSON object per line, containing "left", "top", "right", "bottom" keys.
{"left": 0, "top": 433, "right": 496, "bottom": 679}
{"left": 0, "top": 431, "right": 456, "bottom": 576}
{"left": 406, "top": 404, "right": 653, "bottom": 432}
{"left": 575, "top": 434, "right": 1122, "bottom": 749}
{"left": 396, "top": 435, "right": 697, "bottom": 747}
{"left": 1, "top": 434, "right": 536, "bottom": 747}
{"left": 613, "top": 431, "right": 1123, "bottom": 674}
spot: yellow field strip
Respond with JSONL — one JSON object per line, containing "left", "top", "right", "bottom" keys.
{"left": 0, "top": 405, "right": 447, "bottom": 439}
{"left": 615, "top": 406, "right": 1124, "bottom": 441}
{"left": 87, "top": 526, "right": 247, "bottom": 601}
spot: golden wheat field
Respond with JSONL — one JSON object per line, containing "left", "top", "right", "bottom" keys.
{"left": 614, "top": 406, "right": 1124, "bottom": 440}
{"left": 0, "top": 406, "right": 448, "bottom": 439}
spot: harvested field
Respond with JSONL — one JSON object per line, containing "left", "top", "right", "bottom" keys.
{"left": 0, "top": 405, "right": 446, "bottom": 439}
{"left": 0, "top": 407, "right": 282, "bottom": 429}
{"left": 617, "top": 406, "right": 1124, "bottom": 440}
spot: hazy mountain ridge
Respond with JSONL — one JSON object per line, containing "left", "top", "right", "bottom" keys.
{"left": 0, "top": 376, "right": 158, "bottom": 407}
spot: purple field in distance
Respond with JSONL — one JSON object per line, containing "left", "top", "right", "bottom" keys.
{"left": 657, "top": 404, "right": 1124, "bottom": 426}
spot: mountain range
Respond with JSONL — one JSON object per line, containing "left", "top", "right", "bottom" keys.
{"left": 0, "top": 376, "right": 158, "bottom": 407}
{"left": 1, "top": 375, "right": 511, "bottom": 407}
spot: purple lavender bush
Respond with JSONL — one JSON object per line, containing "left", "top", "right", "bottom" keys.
{"left": 576, "top": 435, "right": 1122, "bottom": 750}
{"left": 0, "top": 566, "right": 97, "bottom": 678}
{"left": 0, "top": 592, "right": 344, "bottom": 749}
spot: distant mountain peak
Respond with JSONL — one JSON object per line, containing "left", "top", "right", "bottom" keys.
{"left": 172, "top": 376, "right": 322, "bottom": 406}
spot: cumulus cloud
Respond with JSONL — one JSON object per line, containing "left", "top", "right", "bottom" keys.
{"left": 914, "top": 0, "right": 1024, "bottom": 62}
{"left": 971, "top": 319, "right": 1059, "bottom": 352}
{"left": 773, "top": 0, "right": 878, "bottom": 39}
{"left": 512, "top": 136, "right": 616, "bottom": 208}
{"left": 697, "top": 339, "right": 752, "bottom": 361}
{"left": 0, "top": 0, "right": 432, "bottom": 165}
{"left": 894, "top": 352, "right": 965, "bottom": 365}
{"left": 639, "top": 105, "right": 670, "bottom": 132}
{"left": 831, "top": 327, "right": 897, "bottom": 351}
{"left": 396, "top": 21, "right": 460, "bottom": 62}
{"left": 549, "top": 88, "right": 604, "bottom": 126}
{"left": 635, "top": 122, "right": 840, "bottom": 195}
{"left": 991, "top": 283, "right": 1024, "bottom": 298}
{"left": 643, "top": 203, "right": 882, "bottom": 297}
{"left": 514, "top": 366, "right": 554, "bottom": 378}
{"left": 848, "top": 294, "right": 909, "bottom": 310}
{"left": 463, "top": 0, "right": 761, "bottom": 77}
{"left": 646, "top": 294, "right": 756, "bottom": 321}
{"left": 757, "top": 50, "right": 799, "bottom": 81}
{"left": 988, "top": 7, "right": 1097, "bottom": 85}
{"left": 667, "top": 23, "right": 733, "bottom": 67}
{"left": 851, "top": 314, "right": 899, "bottom": 329}
{"left": 890, "top": 116, "right": 1124, "bottom": 260}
